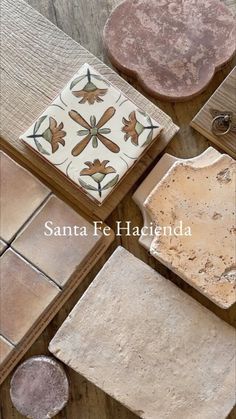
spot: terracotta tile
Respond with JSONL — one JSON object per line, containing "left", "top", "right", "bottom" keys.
{"left": 0, "top": 239, "right": 7, "bottom": 255}
{"left": 104, "top": 0, "right": 236, "bottom": 101}
{"left": 144, "top": 154, "right": 236, "bottom": 309}
{"left": 0, "top": 152, "right": 50, "bottom": 243}
{"left": 20, "top": 63, "right": 162, "bottom": 204}
{"left": 0, "top": 335, "right": 14, "bottom": 365}
{"left": 12, "top": 195, "right": 102, "bottom": 287}
{"left": 0, "top": 249, "right": 60, "bottom": 345}
{"left": 50, "top": 247, "right": 236, "bottom": 419}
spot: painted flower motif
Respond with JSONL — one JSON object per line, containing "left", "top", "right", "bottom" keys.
{"left": 69, "top": 107, "right": 120, "bottom": 156}
{"left": 79, "top": 159, "right": 119, "bottom": 198}
{"left": 122, "top": 111, "right": 159, "bottom": 146}
{"left": 27, "top": 116, "right": 66, "bottom": 154}
{"left": 72, "top": 68, "right": 108, "bottom": 105}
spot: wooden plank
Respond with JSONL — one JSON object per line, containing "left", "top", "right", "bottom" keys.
{"left": 0, "top": 0, "right": 178, "bottom": 221}
{"left": 191, "top": 68, "right": 236, "bottom": 157}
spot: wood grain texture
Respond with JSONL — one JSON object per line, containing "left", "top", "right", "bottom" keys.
{"left": 1, "top": 1, "right": 236, "bottom": 419}
{"left": 191, "top": 67, "right": 236, "bottom": 157}
{"left": 0, "top": 0, "right": 178, "bottom": 220}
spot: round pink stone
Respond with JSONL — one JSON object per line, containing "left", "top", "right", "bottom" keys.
{"left": 10, "top": 356, "right": 69, "bottom": 419}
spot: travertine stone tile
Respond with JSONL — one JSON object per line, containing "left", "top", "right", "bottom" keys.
{"left": 0, "top": 152, "right": 50, "bottom": 243}
{"left": 0, "top": 249, "right": 60, "bottom": 345}
{"left": 145, "top": 154, "right": 236, "bottom": 309}
{"left": 50, "top": 247, "right": 236, "bottom": 419}
{"left": 12, "top": 195, "right": 102, "bottom": 287}
{"left": 133, "top": 147, "right": 221, "bottom": 250}
{"left": 0, "top": 335, "right": 14, "bottom": 365}
{"left": 0, "top": 239, "right": 7, "bottom": 255}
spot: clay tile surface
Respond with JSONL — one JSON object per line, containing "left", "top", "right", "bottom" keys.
{"left": 0, "top": 249, "right": 60, "bottom": 345}
{"left": 0, "top": 335, "right": 14, "bottom": 365}
{"left": 0, "top": 151, "right": 50, "bottom": 243}
{"left": 104, "top": 0, "right": 236, "bottom": 101}
{"left": 145, "top": 154, "right": 236, "bottom": 309}
{"left": 12, "top": 195, "right": 102, "bottom": 287}
{"left": 0, "top": 239, "right": 7, "bottom": 255}
{"left": 50, "top": 246, "right": 236, "bottom": 419}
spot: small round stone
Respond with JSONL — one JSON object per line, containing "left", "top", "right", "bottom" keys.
{"left": 10, "top": 356, "right": 69, "bottom": 419}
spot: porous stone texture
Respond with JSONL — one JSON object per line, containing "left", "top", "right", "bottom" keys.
{"left": 12, "top": 195, "right": 102, "bottom": 287}
{"left": 0, "top": 335, "right": 14, "bottom": 365}
{"left": 10, "top": 356, "right": 69, "bottom": 419}
{"left": 0, "top": 249, "right": 60, "bottom": 344}
{"left": 104, "top": 0, "right": 236, "bottom": 101}
{"left": 50, "top": 247, "right": 236, "bottom": 419}
{"left": 0, "top": 151, "right": 50, "bottom": 243}
{"left": 145, "top": 154, "right": 236, "bottom": 309}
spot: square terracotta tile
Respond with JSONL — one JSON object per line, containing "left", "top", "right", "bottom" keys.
{"left": 0, "top": 152, "right": 50, "bottom": 243}
{"left": 0, "top": 335, "right": 14, "bottom": 365}
{"left": 21, "top": 63, "right": 162, "bottom": 204}
{"left": 50, "top": 247, "right": 236, "bottom": 419}
{"left": 12, "top": 195, "right": 102, "bottom": 287}
{"left": 0, "top": 249, "right": 60, "bottom": 345}
{"left": 0, "top": 239, "right": 7, "bottom": 255}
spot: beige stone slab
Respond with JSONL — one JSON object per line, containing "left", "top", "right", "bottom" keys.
{"left": 145, "top": 154, "right": 236, "bottom": 309}
{"left": 133, "top": 147, "right": 221, "bottom": 250}
{"left": 0, "top": 151, "right": 50, "bottom": 243}
{"left": 0, "top": 249, "right": 60, "bottom": 345}
{"left": 12, "top": 195, "right": 102, "bottom": 287}
{"left": 0, "top": 336, "right": 14, "bottom": 365}
{"left": 49, "top": 246, "right": 236, "bottom": 419}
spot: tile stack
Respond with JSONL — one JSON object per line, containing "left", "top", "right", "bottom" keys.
{"left": 0, "top": 151, "right": 111, "bottom": 382}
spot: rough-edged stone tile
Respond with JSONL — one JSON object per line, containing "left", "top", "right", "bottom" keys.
{"left": 103, "top": 0, "right": 236, "bottom": 101}
{"left": 49, "top": 246, "right": 236, "bottom": 419}
{"left": 0, "top": 249, "right": 60, "bottom": 345}
{"left": 12, "top": 195, "right": 102, "bottom": 287}
{"left": 0, "top": 152, "right": 50, "bottom": 243}
{"left": 145, "top": 154, "right": 236, "bottom": 309}
{"left": 0, "top": 335, "right": 14, "bottom": 365}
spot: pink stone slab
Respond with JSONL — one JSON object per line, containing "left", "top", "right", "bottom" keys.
{"left": 50, "top": 247, "right": 236, "bottom": 419}
{"left": 104, "top": 0, "right": 236, "bottom": 101}
{"left": 10, "top": 356, "right": 69, "bottom": 419}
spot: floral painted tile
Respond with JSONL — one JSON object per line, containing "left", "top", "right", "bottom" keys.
{"left": 21, "top": 64, "right": 162, "bottom": 204}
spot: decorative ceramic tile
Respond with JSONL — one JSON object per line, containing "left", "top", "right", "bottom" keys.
{"left": 144, "top": 154, "right": 236, "bottom": 309}
{"left": 0, "top": 249, "right": 60, "bottom": 345}
{"left": 0, "top": 335, "right": 14, "bottom": 365}
{"left": 21, "top": 64, "right": 162, "bottom": 204}
{"left": 104, "top": 0, "right": 236, "bottom": 101}
{"left": 0, "top": 151, "right": 50, "bottom": 243}
{"left": 12, "top": 195, "right": 103, "bottom": 287}
{"left": 50, "top": 247, "right": 236, "bottom": 419}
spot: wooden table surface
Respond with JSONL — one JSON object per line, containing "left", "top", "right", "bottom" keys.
{"left": 1, "top": 1, "right": 235, "bottom": 418}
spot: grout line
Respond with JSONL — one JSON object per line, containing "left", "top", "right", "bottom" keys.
{"left": 9, "top": 246, "right": 63, "bottom": 291}
{"left": 0, "top": 333, "right": 16, "bottom": 348}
